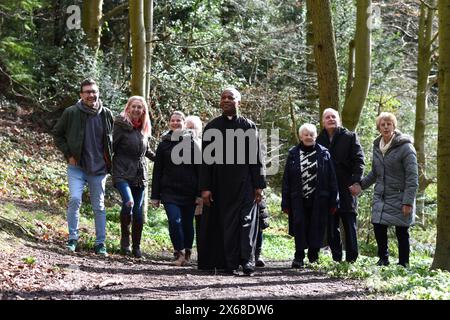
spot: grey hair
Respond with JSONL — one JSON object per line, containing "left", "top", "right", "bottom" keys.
{"left": 185, "top": 115, "right": 203, "bottom": 138}
{"left": 222, "top": 87, "right": 241, "bottom": 101}
{"left": 298, "top": 123, "right": 318, "bottom": 137}
{"left": 322, "top": 107, "right": 341, "bottom": 126}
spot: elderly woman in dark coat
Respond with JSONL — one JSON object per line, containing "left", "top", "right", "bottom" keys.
{"left": 282, "top": 123, "right": 339, "bottom": 268}
{"left": 113, "top": 96, "right": 154, "bottom": 258}
{"left": 351, "top": 112, "right": 418, "bottom": 267}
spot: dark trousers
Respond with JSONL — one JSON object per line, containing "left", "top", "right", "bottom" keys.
{"left": 295, "top": 245, "right": 319, "bottom": 263}
{"left": 294, "top": 201, "right": 319, "bottom": 262}
{"left": 373, "top": 223, "right": 410, "bottom": 265}
{"left": 255, "top": 230, "right": 263, "bottom": 257}
{"left": 195, "top": 214, "right": 201, "bottom": 249}
{"left": 329, "top": 211, "right": 359, "bottom": 262}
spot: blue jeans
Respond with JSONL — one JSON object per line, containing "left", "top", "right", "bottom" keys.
{"left": 164, "top": 203, "right": 195, "bottom": 252}
{"left": 67, "top": 165, "right": 107, "bottom": 245}
{"left": 115, "top": 181, "right": 144, "bottom": 224}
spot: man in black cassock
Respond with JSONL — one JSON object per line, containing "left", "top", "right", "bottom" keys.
{"left": 197, "top": 87, "right": 266, "bottom": 276}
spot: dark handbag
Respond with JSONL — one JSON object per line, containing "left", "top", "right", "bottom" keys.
{"left": 259, "top": 202, "right": 270, "bottom": 230}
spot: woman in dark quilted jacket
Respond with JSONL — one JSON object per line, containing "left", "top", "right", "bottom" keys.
{"left": 112, "top": 96, "right": 154, "bottom": 258}
{"left": 151, "top": 111, "right": 201, "bottom": 266}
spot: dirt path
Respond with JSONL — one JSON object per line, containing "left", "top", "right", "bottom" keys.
{"left": 0, "top": 237, "right": 373, "bottom": 300}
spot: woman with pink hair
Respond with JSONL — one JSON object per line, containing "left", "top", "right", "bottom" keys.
{"left": 112, "top": 96, "right": 154, "bottom": 258}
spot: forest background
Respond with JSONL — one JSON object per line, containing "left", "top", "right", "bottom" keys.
{"left": 1, "top": 0, "right": 450, "bottom": 299}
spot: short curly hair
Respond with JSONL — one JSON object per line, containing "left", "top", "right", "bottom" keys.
{"left": 298, "top": 123, "right": 317, "bottom": 138}
{"left": 376, "top": 112, "right": 397, "bottom": 130}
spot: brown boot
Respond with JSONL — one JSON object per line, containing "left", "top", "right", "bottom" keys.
{"left": 185, "top": 249, "right": 192, "bottom": 262}
{"left": 120, "top": 214, "right": 132, "bottom": 255}
{"left": 173, "top": 251, "right": 186, "bottom": 266}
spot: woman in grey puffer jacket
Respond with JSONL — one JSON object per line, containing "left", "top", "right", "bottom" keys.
{"left": 352, "top": 112, "right": 418, "bottom": 267}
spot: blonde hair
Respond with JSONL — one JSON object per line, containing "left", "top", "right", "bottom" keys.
{"left": 376, "top": 112, "right": 397, "bottom": 130}
{"left": 185, "top": 115, "right": 202, "bottom": 139}
{"left": 298, "top": 123, "right": 317, "bottom": 138}
{"left": 121, "top": 96, "right": 152, "bottom": 137}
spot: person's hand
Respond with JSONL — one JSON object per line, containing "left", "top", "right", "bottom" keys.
{"left": 201, "top": 190, "right": 213, "bottom": 207}
{"left": 195, "top": 197, "right": 203, "bottom": 205}
{"left": 282, "top": 208, "right": 290, "bottom": 214}
{"left": 349, "top": 183, "right": 362, "bottom": 197}
{"left": 68, "top": 156, "right": 77, "bottom": 166}
{"left": 254, "top": 188, "right": 263, "bottom": 204}
{"left": 151, "top": 199, "right": 160, "bottom": 208}
{"left": 402, "top": 204, "right": 412, "bottom": 216}
{"left": 330, "top": 207, "right": 337, "bottom": 215}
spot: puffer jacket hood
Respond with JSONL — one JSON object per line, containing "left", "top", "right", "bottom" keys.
{"left": 373, "top": 130, "right": 413, "bottom": 149}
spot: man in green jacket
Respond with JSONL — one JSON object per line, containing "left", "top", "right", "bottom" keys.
{"left": 53, "top": 79, "right": 113, "bottom": 256}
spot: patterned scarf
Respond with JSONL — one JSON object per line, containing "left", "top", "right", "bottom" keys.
{"left": 299, "top": 143, "right": 317, "bottom": 199}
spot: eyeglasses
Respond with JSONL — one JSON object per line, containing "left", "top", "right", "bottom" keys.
{"left": 82, "top": 90, "right": 98, "bottom": 94}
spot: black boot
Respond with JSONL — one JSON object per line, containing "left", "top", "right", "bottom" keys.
{"left": 242, "top": 260, "right": 255, "bottom": 276}
{"left": 131, "top": 220, "right": 143, "bottom": 258}
{"left": 255, "top": 247, "right": 265, "bottom": 267}
{"left": 120, "top": 214, "right": 132, "bottom": 255}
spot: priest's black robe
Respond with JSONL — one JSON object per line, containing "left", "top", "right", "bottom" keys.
{"left": 197, "top": 114, "right": 266, "bottom": 271}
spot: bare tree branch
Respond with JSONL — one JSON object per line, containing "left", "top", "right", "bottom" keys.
{"left": 419, "top": 0, "right": 437, "bottom": 10}
{"left": 100, "top": 2, "right": 128, "bottom": 26}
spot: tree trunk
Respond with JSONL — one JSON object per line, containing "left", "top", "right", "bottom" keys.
{"left": 82, "top": 0, "right": 103, "bottom": 54}
{"left": 144, "top": 0, "right": 154, "bottom": 101}
{"left": 305, "top": 5, "right": 318, "bottom": 111}
{"left": 53, "top": 0, "right": 63, "bottom": 46}
{"left": 432, "top": 0, "right": 450, "bottom": 271}
{"left": 306, "top": 0, "right": 339, "bottom": 117}
{"left": 142, "top": 0, "right": 154, "bottom": 224}
{"left": 121, "top": 20, "right": 130, "bottom": 80}
{"left": 341, "top": 0, "right": 372, "bottom": 131}
{"left": 414, "top": 1, "right": 436, "bottom": 225}
{"left": 289, "top": 95, "right": 299, "bottom": 144}
{"left": 129, "top": 0, "right": 146, "bottom": 96}
{"left": 345, "top": 40, "right": 355, "bottom": 100}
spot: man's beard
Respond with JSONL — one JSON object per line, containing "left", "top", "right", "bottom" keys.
{"left": 86, "top": 99, "right": 98, "bottom": 108}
